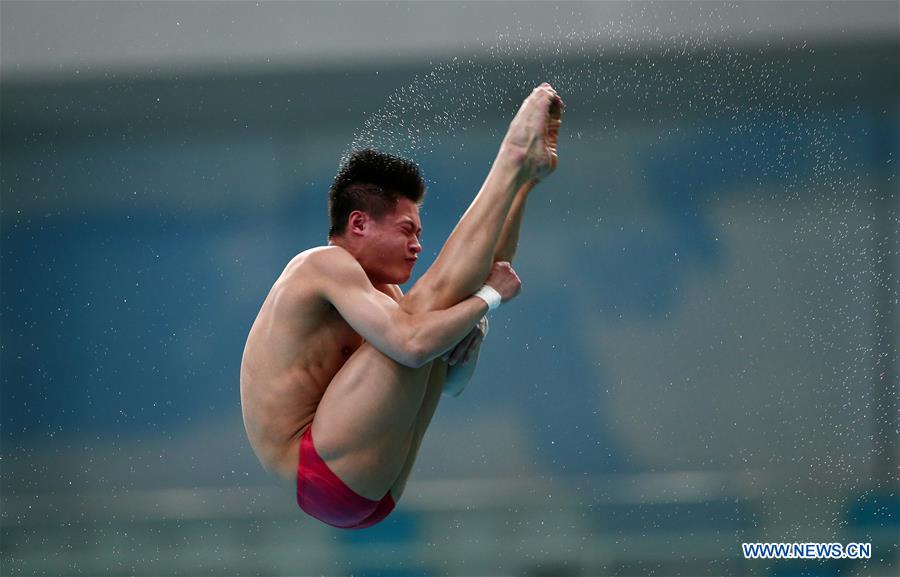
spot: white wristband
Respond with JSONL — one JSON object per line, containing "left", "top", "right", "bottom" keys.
{"left": 473, "top": 285, "right": 502, "bottom": 311}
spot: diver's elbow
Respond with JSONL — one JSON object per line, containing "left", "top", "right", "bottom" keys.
{"left": 402, "top": 341, "right": 430, "bottom": 368}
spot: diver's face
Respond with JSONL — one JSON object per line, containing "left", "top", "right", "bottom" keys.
{"left": 364, "top": 197, "right": 422, "bottom": 285}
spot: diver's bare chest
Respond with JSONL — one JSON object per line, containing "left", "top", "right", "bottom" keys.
{"left": 299, "top": 331, "right": 362, "bottom": 392}
{"left": 334, "top": 336, "right": 362, "bottom": 363}
{"left": 319, "top": 316, "right": 364, "bottom": 365}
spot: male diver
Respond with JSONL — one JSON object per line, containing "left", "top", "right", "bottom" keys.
{"left": 240, "top": 83, "right": 563, "bottom": 528}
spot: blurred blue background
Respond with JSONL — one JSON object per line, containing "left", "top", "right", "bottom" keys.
{"left": 1, "top": 2, "right": 897, "bottom": 576}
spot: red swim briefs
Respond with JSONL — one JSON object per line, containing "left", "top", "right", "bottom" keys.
{"left": 296, "top": 426, "right": 396, "bottom": 529}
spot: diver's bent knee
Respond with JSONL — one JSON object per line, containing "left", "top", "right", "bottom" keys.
{"left": 402, "top": 275, "right": 463, "bottom": 313}
{"left": 399, "top": 286, "right": 439, "bottom": 315}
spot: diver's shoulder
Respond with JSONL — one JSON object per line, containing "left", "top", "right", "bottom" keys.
{"left": 283, "top": 245, "right": 361, "bottom": 284}
{"left": 286, "top": 245, "right": 345, "bottom": 267}
{"left": 296, "top": 245, "right": 357, "bottom": 271}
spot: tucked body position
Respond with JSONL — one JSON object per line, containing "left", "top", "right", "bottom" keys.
{"left": 240, "top": 84, "right": 563, "bottom": 529}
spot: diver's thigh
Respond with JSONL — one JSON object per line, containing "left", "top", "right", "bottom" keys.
{"left": 311, "top": 342, "right": 433, "bottom": 499}
{"left": 389, "top": 359, "right": 449, "bottom": 501}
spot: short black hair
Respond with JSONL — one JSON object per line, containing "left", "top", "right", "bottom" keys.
{"left": 328, "top": 148, "right": 426, "bottom": 238}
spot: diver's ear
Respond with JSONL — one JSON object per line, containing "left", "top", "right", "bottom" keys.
{"left": 347, "top": 210, "right": 370, "bottom": 237}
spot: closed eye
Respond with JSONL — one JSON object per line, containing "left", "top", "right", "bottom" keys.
{"left": 401, "top": 223, "right": 421, "bottom": 238}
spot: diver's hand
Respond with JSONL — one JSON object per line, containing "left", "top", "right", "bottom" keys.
{"left": 484, "top": 261, "right": 521, "bottom": 303}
